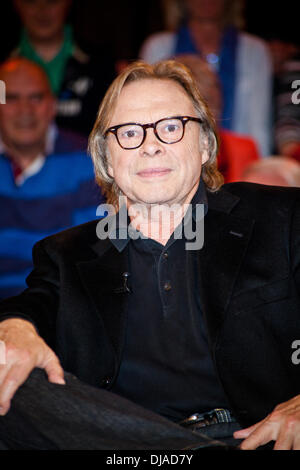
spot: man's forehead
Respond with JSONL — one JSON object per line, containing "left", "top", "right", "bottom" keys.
{"left": 118, "top": 78, "right": 190, "bottom": 102}
{"left": 0, "top": 63, "right": 51, "bottom": 94}
{"left": 111, "top": 78, "right": 195, "bottom": 122}
{"left": 3, "top": 70, "right": 50, "bottom": 94}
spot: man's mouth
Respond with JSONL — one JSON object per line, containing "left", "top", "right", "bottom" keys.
{"left": 15, "top": 121, "right": 36, "bottom": 130}
{"left": 136, "top": 168, "right": 172, "bottom": 178}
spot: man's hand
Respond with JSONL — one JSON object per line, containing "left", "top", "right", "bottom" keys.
{"left": 0, "top": 318, "right": 65, "bottom": 416}
{"left": 234, "top": 394, "right": 300, "bottom": 450}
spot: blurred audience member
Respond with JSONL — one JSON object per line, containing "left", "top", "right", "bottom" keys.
{"left": 11, "top": 0, "right": 115, "bottom": 136}
{"left": 274, "top": 50, "right": 300, "bottom": 161}
{"left": 140, "top": 0, "right": 273, "bottom": 156}
{"left": 241, "top": 157, "right": 300, "bottom": 187}
{"left": 0, "top": 58, "right": 103, "bottom": 299}
{"left": 217, "top": 130, "right": 260, "bottom": 183}
{"left": 177, "top": 54, "right": 260, "bottom": 182}
{"left": 268, "top": 39, "right": 298, "bottom": 77}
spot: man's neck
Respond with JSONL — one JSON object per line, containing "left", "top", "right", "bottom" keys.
{"left": 188, "top": 19, "right": 224, "bottom": 55}
{"left": 28, "top": 32, "right": 65, "bottom": 62}
{"left": 128, "top": 204, "right": 185, "bottom": 246}
{"left": 127, "top": 188, "right": 198, "bottom": 246}
{"left": 4, "top": 144, "right": 45, "bottom": 171}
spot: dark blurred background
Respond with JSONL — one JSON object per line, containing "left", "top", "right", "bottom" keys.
{"left": 0, "top": 0, "right": 298, "bottom": 62}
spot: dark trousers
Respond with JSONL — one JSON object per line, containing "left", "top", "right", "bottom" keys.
{"left": 0, "top": 369, "right": 238, "bottom": 450}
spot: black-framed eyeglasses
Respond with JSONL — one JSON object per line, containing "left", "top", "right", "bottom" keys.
{"left": 104, "top": 115, "right": 203, "bottom": 150}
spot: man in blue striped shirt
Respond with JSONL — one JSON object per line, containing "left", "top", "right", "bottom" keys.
{"left": 0, "top": 58, "right": 104, "bottom": 299}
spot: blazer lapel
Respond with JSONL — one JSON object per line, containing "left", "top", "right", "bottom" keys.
{"left": 76, "top": 238, "right": 130, "bottom": 362}
{"left": 199, "top": 190, "right": 255, "bottom": 347}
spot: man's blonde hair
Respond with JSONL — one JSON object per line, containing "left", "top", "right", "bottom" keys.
{"left": 88, "top": 60, "right": 223, "bottom": 207}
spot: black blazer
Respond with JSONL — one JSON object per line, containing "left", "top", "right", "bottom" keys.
{"left": 1, "top": 182, "right": 300, "bottom": 428}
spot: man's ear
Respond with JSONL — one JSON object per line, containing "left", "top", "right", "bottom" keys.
{"left": 201, "top": 148, "right": 209, "bottom": 165}
{"left": 107, "top": 163, "right": 114, "bottom": 178}
{"left": 200, "top": 136, "right": 210, "bottom": 165}
{"left": 49, "top": 97, "right": 57, "bottom": 121}
{"left": 106, "top": 150, "right": 114, "bottom": 178}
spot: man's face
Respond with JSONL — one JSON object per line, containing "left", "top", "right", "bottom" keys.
{"left": 106, "top": 79, "right": 208, "bottom": 207}
{"left": 185, "top": 0, "right": 226, "bottom": 22}
{"left": 14, "top": 0, "right": 71, "bottom": 41}
{"left": 176, "top": 54, "right": 223, "bottom": 119}
{"left": 0, "top": 64, "right": 56, "bottom": 151}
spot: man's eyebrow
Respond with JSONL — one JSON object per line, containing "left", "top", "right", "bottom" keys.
{"left": 29, "top": 92, "right": 47, "bottom": 98}
{"left": 5, "top": 91, "right": 47, "bottom": 98}
{"left": 5, "top": 92, "right": 19, "bottom": 98}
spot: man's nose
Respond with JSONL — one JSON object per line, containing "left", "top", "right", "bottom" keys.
{"left": 35, "top": 0, "right": 48, "bottom": 11}
{"left": 139, "top": 128, "right": 164, "bottom": 157}
{"left": 18, "top": 98, "right": 34, "bottom": 112}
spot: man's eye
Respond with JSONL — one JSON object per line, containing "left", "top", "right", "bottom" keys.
{"left": 30, "top": 94, "right": 44, "bottom": 103}
{"left": 5, "top": 94, "right": 18, "bottom": 103}
{"left": 124, "top": 130, "right": 137, "bottom": 138}
{"left": 165, "top": 124, "right": 178, "bottom": 133}
{"left": 161, "top": 122, "right": 180, "bottom": 134}
{"left": 119, "top": 127, "right": 141, "bottom": 139}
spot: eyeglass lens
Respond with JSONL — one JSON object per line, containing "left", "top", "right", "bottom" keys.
{"left": 117, "top": 118, "right": 184, "bottom": 148}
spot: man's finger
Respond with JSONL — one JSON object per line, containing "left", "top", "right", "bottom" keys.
{"left": 0, "top": 366, "right": 12, "bottom": 415}
{"left": 0, "top": 364, "right": 9, "bottom": 385}
{"left": 239, "top": 421, "right": 276, "bottom": 450}
{"left": 0, "top": 402, "right": 10, "bottom": 416}
{"left": 0, "top": 362, "right": 32, "bottom": 415}
{"left": 0, "top": 340, "right": 6, "bottom": 365}
{"left": 234, "top": 422, "right": 260, "bottom": 439}
{"left": 43, "top": 356, "right": 65, "bottom": 385}
{"left": 233, "top": 417, "right": 268, "bottom": 439}
{"left": 273, "top": 426, "right": 294, "bottom": 450}
{"left": 292, "top": 433, "right": 300, "bottom": 450}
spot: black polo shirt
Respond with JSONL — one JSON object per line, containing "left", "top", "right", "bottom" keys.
{"left": 110, "top": 180, "right": 230, "bottom": 422}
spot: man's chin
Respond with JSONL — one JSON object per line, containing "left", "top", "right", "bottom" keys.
{"left": 11, "top": 137, "right": 44, "bottom": 151}
{"left": 131, "top": 194, "right": 179, "bottom": 208}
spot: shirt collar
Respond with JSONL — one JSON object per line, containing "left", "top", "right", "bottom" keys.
{"left": 10, "top": 154, "right": 46, "bottom": 186}
{"left": 109, "top": 178, "right": 208, "bottom": 253}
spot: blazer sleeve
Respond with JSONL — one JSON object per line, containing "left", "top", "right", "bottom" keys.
{"left": 0, "top": 238, "right": 60, "bottom": 349}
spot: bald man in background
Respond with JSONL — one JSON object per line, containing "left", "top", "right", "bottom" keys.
{"left": 0, "top": 58, "right": 103, "bottom": 299}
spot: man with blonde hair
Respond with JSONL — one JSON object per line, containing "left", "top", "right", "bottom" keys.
{"left": 0, "top": 60, "right": 300, "bottom": 451}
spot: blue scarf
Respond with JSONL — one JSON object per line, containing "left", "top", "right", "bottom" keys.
{"left": 174, "top": 25, "right": 239, "bottom": 130}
